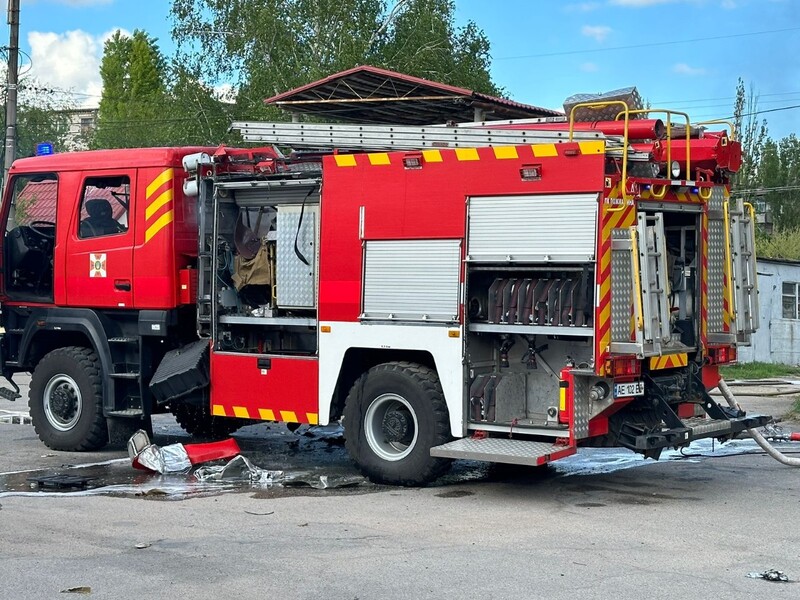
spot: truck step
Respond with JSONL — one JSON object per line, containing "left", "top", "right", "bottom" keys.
{"left": 106, "top": 409, "right": 144, "bottom": 418}
{"left": 108, "top": 337, "right": 138, "bottom": 343}
{"left": 0, "top": 387, "right": 21, "bottom": 401}
{"left": 430, "top": 437, "right": 575, "bottom": 466}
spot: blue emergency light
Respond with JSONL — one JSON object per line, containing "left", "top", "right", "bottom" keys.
{"left": 35, "top": 142, "right": 54, "bottom": 156}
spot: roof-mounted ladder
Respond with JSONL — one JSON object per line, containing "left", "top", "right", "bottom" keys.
{"left": 230, "top": 121, "right": 608, "bottom": 152}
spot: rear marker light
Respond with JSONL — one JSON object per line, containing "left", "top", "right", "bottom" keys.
{"left": 403, "top": 155, "right": 423, "bottom": 169}
{"left": 520, "top": 164, "right": 542, "bottom": 181}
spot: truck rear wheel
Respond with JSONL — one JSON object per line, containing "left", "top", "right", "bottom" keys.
{"left": 343, "top": 361, "right": 452, "bottom": 486}
{"left": 29, "top": 346, "right": 108, "bottom": 451}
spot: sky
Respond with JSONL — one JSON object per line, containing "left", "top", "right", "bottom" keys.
{"left": 11, "top": 0, "right": 800, "bottom": 139}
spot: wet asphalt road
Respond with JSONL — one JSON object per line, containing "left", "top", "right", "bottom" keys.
{"left": 2, "top": 380, "right": 800, "bottom": 599}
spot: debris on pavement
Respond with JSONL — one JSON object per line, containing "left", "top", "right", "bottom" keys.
{"left": 127, "top": 430, "right": 240, "bottom": 474}
{"left": 193, "top": 454, "right": 283, "bottom": 485}
{"left": 283, "top": 473, "right": 365, "bottom": 489}
{"left": 746, "top": 569, "right": 790, "bottom": 582}
{"left": 60, "top": 586, "right": 92, "bottom": 594}
{"left": 134, "top": 542, "right": 151, "bottom": 549}
{"left": 28, "top": 474, "right": 92, "bottom": 490}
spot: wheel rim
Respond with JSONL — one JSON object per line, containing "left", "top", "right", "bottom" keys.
{"left": 43, "top": 374, "right": 83, "bottom": 432}
{"left": 364, "top": 393, "right": 418, "bottom": 461}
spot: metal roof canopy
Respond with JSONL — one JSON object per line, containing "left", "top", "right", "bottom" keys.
{"left": 263, "top": 65, "right": 562, "bottom": 125}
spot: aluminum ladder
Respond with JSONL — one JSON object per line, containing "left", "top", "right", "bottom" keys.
{"left": 230, "top": 120, "right": 607, "bottom": 151}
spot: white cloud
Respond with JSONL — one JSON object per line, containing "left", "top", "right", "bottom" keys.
{"left": 581, "top": 25, "right": 612, "bottom": 42}
{"left": 565, "top": 2, "right": 602, "bottom": 11}
{"left": 672, "top": 62, "right": 707, "bottom": 76}
{"left": 24, "top": 28, "right": 126, "bottom": 107}
{"left": 581, "top": 62, "right": 600, "bottom": 72}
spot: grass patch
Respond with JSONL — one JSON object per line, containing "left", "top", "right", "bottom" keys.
{"left": 790, "top": 397, "right": 800, "bottom": 420}
{"left": 719, "top": 362, "right": 800, "bottom": 380}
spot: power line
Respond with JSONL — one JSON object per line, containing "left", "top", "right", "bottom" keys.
{"left": 494, "top": 26, "right": 800, "bottom": 60}
{"left": 653, "top": 91, "right": 800, "bottom": 105}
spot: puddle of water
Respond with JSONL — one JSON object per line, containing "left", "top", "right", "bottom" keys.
{"left": 1, "top": 421, "right": 789, "bottom": 500}
{"left": 551, "top": 437, "right": 789, "bottom": 477}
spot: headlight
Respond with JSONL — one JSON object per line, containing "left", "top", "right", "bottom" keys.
{"left": 671, "top": 160, "right": 681, "bottom": 179}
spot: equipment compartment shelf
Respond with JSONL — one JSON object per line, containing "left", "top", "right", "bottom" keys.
{"left": 219, "top": 315, "right": 316, "bottom": 327}
{"left": 468, "top": 323, "right": 594, "bottom": 337}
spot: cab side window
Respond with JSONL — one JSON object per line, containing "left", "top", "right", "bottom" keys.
{"left": 78, "top": 176, "right": 130, "bottom": 239}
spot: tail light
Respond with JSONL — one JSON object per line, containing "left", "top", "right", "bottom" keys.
{"left": 708, "top": 345, "right": 737, "bottom": 365}
{"left": 605, "top": 356, "right": 642, "bottom": 378}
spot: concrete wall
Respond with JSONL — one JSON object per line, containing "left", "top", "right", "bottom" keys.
{"left": 738, "top": 259, "right": 800, "bottom": 364}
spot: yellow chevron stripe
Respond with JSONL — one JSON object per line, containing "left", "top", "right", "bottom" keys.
{"left": 280, "top": 410, "right": 298, "bottom": 423}
{"left": 306, "top": 413, "right": 319, "bottom": 425}
{"left": 211, "top": 404, "right": 226, "bottom": 417}
{"left": 232, "top": 406, "right": 250, "bottom": 419}
{"left": 493, "top": 146, "right": 519, "bottom": 160}
{"left": 145, "top": 209, "right": 174, "bottom": 243}
{"left": 422, "top": 150, "right": 442, "bottom": 163}
{"left": 368, "top": 153, "right": 390, "bottom": 166}
{"left": 578, "top": 140, "right": 605, "bottom": 154}
{"left": 455, "top": 148, "right": 480, "bottom": 161}
{"left": 649, "top": 354, "right": 688, "bottom": 370}
{"left": 532, "top": 143, "right": 558, "bottom": 157}
{"left": 146, "top": 168, "right": 173, "bottom": 199}
{"left": 145, "top": 188, "right": 173, "bottom": 220}
{"left": 334, "top": 154, "right": 357, "bottom": 167}
{"left": 259, "top": 408, "right": 276, "bottom": 421}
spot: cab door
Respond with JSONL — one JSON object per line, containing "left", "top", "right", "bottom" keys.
{"left": 64, "top": 172, "right": 135, "bottom": 308}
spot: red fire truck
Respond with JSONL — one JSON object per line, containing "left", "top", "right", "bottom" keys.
{"left": 0, "top": 101, "right": 767, "bottom": 485}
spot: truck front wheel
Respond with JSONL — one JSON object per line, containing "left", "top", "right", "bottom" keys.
{"left": 343, "top": 361, "right": 452, "bottom": 486}
{"left": 29, "top": 347, "right": 108, "bottom": 451}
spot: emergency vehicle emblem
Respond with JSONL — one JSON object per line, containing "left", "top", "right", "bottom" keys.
{"left": 89, "top": 253, "right": 107, "bottom": 278}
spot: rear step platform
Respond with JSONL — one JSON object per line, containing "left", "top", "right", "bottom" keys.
{"left": 620, "top": 413, "right": 772, "bottom": 454}
{"left": 431, "top": 438, "right": 575, "bottom": 466}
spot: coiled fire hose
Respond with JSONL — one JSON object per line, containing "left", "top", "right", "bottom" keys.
{"left": 718, "top": 378, "right": 800, "bottom": 467}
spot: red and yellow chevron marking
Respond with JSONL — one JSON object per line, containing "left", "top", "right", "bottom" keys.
{"left": 333, "top": 140, "right": 606, "bottom": 167}
{"left": 595, "top": 183, "right": 637, "bottom": 374}
{"left": 649, "top": 353, "right": 688, "bottom": 370}
{"left": 144, "top": 168, "right": 174, "bottom": 243}
{"left": 211, "top": 404, "right": 319, "bottom": 425}
{"left": 701, "top": 210, "right": 709, "bottom": 347}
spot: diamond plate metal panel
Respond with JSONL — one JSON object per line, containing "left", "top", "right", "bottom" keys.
{"left": 572, "top": 375, "right": 591, "bottom": 439}
{"left": 362, "top": 239, "right": 460, "bottom": 322}
{"left": 611, "top": 228, "right": 634, "bottom": 343}
{"left": 467, "top": 194, "right": 598, "bottom": 263}
{"left": 276, "top": 206, "right": 317, "bottom": 308}
{"left": 430, "top": 437, "right": 573, "bottom": 465}
{"left": 707, "top": 187, "right": 726, "bottom": 333}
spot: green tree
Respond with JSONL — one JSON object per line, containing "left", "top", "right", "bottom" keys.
{"left": 732, "top": 77, "right": 768, "bottom": 192}
{"left": 93, "top": 30, "right": 170, "bottom": 148}
{"left": 760, "top": 134, "right": 800, "bottom": 231}
{"left": 381, "top": 0, "right": 500, "bottom": 95}
{"left": 0, "top": 75, "right": 74, "bottom": 165}
{"left": 92, "top": 29, "right": 231, "bottom": 148}
{"left": 170, "top": 0, "right": 501, "bottom": 120}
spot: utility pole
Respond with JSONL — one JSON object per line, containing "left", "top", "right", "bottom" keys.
{"left": 3, "top": 0, "right": 20, "bottom": 185}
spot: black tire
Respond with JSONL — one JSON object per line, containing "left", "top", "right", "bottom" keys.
{"left": 343, "top": 361, "right": 452, "bottom": 486}
{"left": 171, "top": 402, "right": 242, "bottom": 439}
{"left": 29, "top": 346, "right": 108, "bottom": 451}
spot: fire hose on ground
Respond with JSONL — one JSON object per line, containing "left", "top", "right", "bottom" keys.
{"left": 718, "top": 378, "right": 800, "bottom": 467}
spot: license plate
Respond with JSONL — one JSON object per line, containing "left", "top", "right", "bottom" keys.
{"left": 614, "top": 381, "right": 645, "bottom": 398}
